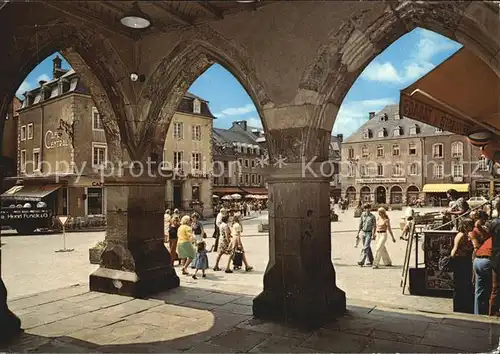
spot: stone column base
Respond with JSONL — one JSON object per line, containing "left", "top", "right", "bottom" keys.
{"left": 253, "top": 279, "right": 346, "bottom": 329}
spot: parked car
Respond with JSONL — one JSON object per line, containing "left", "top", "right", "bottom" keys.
{"left": 467, "top": 196, "right": 488, "bottom": 209}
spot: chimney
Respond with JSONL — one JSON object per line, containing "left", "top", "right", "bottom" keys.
{"left": 369, "top": 111, "right": 375, "bottom": 119}
{"left": 336, "top": 133, "right": 343, "bottom": 142}
{"left": 233, "top": 120, "right": 247, "bottom": 131}
{"left": 39, "top": 80, "right": 46, "bottom": 87}
{"left": 52, "top": 56, "right": 65, "bottom": 79}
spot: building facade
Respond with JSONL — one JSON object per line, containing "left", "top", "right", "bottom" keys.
{"left": 163, "top": 93, "right": 214, "bottom": 217}
{"left": 329, "top": 134, "right": 343, "bottom": 198}
{"left": 212, "top": 120, "right": 267, "bottom": 197}
{"left": 340, "top": 104, "right": 494, "bottom": 206}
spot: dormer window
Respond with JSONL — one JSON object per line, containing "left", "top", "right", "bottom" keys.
{"left": 363, "top": 129, "right": 371, "bottom": 139}
{"left": 193, "top": 99, "right": 201, "bottom": 114}
{"left": 377, "top": 128, "right": 386, "bottom": 138}
{"left": 394, "top": 112, "right": 401, "bottom": 120}
{"left": 435, "top": 127, "right": 443, "bottom": 133}
{"left": 379, "top": 113, "right": 388, "bottom": 122}
{"left": 393, "top": 127, "right": 401, "bottom": 136}
{"left": 409, "top": 125, "right": 418, "bottom": 135}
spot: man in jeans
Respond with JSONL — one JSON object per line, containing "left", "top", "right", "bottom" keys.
{"left": 358, "top": 203, "right": 376, "bottom": 266}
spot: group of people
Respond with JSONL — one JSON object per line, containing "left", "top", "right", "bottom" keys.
{"left": 164, "top": 207, "right": 253, "bottom": 279}
{"left": 213, "top": 200, "right": 266, "bottom": 218}
{"left": 356, "top": 204, "right": 397, "bottom": 269}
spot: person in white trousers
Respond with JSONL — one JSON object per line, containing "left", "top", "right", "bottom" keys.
{"left": 373, "top": 207, "right": 396, "bottom": 269}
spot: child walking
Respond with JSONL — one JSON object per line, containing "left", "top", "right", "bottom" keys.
{"left": 192, "top": 241, "right": 209, "bottom": 279}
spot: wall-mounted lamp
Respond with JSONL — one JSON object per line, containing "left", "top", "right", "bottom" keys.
{"left": 130, "top": 72, "right": 146, "bottom": 82}
{"left": 120, "top": 2, "right": 151, "bottom": 29}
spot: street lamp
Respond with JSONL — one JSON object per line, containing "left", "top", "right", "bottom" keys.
{"left": 120, "top": 2, "right": 151, "bottom": 29}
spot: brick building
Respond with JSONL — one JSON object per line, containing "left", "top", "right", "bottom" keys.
{"left": 340, "top": 104, "right": 491, "bottom": 206}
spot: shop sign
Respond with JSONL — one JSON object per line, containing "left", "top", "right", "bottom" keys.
{"left": 355, "top": 178, "right": 406, "bottom": 184}
{"left": 44, "top": 130, "right": 69, "bottom": 149}
{"left": 400, "top": 94, "right": 473, "bottom": 136}
{"left": 69, "top": 177, "right": 104, "bottom": 187}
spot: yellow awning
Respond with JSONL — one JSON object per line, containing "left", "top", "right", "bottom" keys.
{"left": 400, "top": 48, "right": 500, "bottom": 136}
{"left": 422, "top": 184, "right": 469, "bottom": 193}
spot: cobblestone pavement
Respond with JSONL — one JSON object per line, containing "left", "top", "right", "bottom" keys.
{"left": 2, "top": 284, "right": 500, "bottom": 353}
{"left": 3, "top": 208, "right": 451, "bottom": 313}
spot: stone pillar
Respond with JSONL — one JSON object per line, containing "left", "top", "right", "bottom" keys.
{"left": 0, "top": 277, "right": 21, "bottom": 342}
{"left": 253, "top": 164, "right": 346, "bottom": 328}
{"left": 90, "top": 173, "right": 179, "bottom": 297}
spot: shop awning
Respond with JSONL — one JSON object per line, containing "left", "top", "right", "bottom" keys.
{"left": 400, "top": 48, "right": 500, "bottom": 136}
{"left": 0, "top": 184, "right": 62, "bottom": 202}
{"left": 422, "top": 184, "right": 469, "bottom": 193}
{"left": 213, "top": 187, "right": 267, "bottom": 195}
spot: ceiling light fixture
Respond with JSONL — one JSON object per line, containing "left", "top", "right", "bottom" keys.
{"left": 236, "top": 0, "right": 256, "bottom": 3}
{"left": 120, "top": 2, "right": 151, "bottom": 29}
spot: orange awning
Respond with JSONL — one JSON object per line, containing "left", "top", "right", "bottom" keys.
{"left": 400, "top": 48, "right": 500, "bottom": 136}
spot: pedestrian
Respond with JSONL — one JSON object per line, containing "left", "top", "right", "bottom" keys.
{"left": 400, "top": 216, "right": 414, "bottom": 241}
{"left": 357, "top": 204, "right": 375, "bottom": 266}
{"left": 176, "top": 215, "right": 196, "bottom": 275}
{"left": 212, "top": 207, "right": 227, "bottom": 252}
{"left": 191, "top": 213, "right": 204, "bottom": 244}
{"left": 192, "top": 241, "right": 209, "bottom": 279}
{"left": 489, "top": 198, "right": 500, "bottom": 315}
{"left": 168, "top": 215, "right": 180, "bottom": 266}
{"left": 372, "top": 207, "right": 396, "bottom": 269}
{"left": 471, "top": 219, "right": 492, "bottom": 315}
{"left": 447, "top": 189, "right": 470, "bottom": 230}
{"left": 213, "top": 215, "right": 232, "bottom": 271}
{"left": 450, "top": 218, "right": 474, "bottom": 314}
{"left": 164, "top": 209, "right": 171, "bottom": 244}
{"left": 226, "top": 214, "right": 253, "bottom": 273}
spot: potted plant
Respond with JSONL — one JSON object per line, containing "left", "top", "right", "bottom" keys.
{"left": 89, "top": 240, "right": 106, "bottom": 264}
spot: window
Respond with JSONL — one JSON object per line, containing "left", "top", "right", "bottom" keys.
{"left": 33, "top": 148, "right": 40, "bottom": 172}
{"left": 409, "top": 163, "right": 418, "bottom": 175}
{"left": 432, "top": 143, "right": 444, "bottom": 158}
{"left": 193, "top": 99, "right": 201, "bottom": 114}
{"left": 173, "top": 122, "right": 183, "bottom": 140}
{"left": 244, "top": 174, "right": 249, "bottom": 185}
{"left": 27, "top": 123, "right": 34, "bottom": 140}
{"left": 393, "top": 127, "right": 401, "bottom": 137}
{"left": 377, "top": 164, "right": 383, "bottom": 176}
{"left": 377, "top": 129, "right": 385, "bottom": 138}
{"left": 192, "top": 125, "right": 201, "bottom": 141}
{"left": 238, "top": 158, "right": 243, "bottom": 167}
{"left": 20, "top": 125, "right": 26, "bottom": 141}
{"left": 251, "top": 160, "right": 255, "bottom": 168}
{"left": 361, "top": 147, "right": 369, "bottom": 158}
{"left": 239, "top": 173, "right": 243, "bottom": 184}
{"left": 479, "top": 156, "right": 489, "bottom": 171}
{"left": 435, "top": 127, "right": 443, "bottom": 133}
{"left": 363, "top": 129, "right": 370, "bottom": 139}
{"left": 452, "top": 163, "right": 464, "bottom": 177}
{"left": 433, "top": 164, "right": 444, "bottom": 179}
{"left": 92, "top": 144, "right": 107, "bottom": 167}
{"left": 87, "top": 188, "right": 104, "bottom": 215}
{"left": 376, "top": 145, "right": 384, "bottom": 157}
{"left": 251, "top": 174, "right": 256, "bottom": 185}
{"left": 392, "top": 145, "right": 400, "bottom": 156}
{"left": 173, "top": 151, "right": 183, "bottom": 169}
{"left": 192, "top": 185, "right": 200, "bottom": 200}
{"left": 191, "top": 153, "right": 201, "bottom": 171}
{"left": 92, "top": 107, "right": 104, "bottom": 130}
{"left": 392, "top": 164, "right": 402, "bottom": 176}
{"left": 258, "top": 175, "right": 262, "bottom": 185}
{"left": 360, "top": 165, "right": 366, "bottom": 176}
{"left": 244, "top": 159, "right": 249, "bottom": 168}
{"left": 20, "top": 149, "right": 26, "bottom": 172}
{"left": 409, "top": 143, "right": 417, "bottom": 155}
{"left": 348, "top": 148, "right": 354, "bottom": 159}
{"left": 451, "top": 141, "right": 463, "bottom": 158}
{"left": 409, "top": 125, "right": 418, "bottom": 135}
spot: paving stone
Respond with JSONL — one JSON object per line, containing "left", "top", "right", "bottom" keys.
{"left": 236, "top": 318, "right": 313, "bottom": 339}
{"left": 231, "top": 296, "right": 254, "bottom": 306}
{"left": 216, "top": 303, "right": 253, "bottom": 316}
{"left": 150, "top": 288, "right": 214, "bottom": 305}
{"left": 248, "top": 335, "right": 303, "bottom": 352}
{"left": 65, "top": 291, "right": 107, "bottom": 304}
{"left": 362, "top": 338, "right": 435, "bottom": 353}
{"left": 370, "top": 314, "right": 431, "bottom": 337}
{"left": 97, "top": 298, "right": 162, "bottom": 318}
{"left": 440, "top": 316, "right": 500, "bottom": 332}
{"left": 301, "top": 329, "right": 371, "bottom": 352}
{"left": 208, "top": 328, "right": 270, "bottom": 352}
{"left": 421, "top": 323, "right": 499, "bottom": 352}
{"left": 147, "top": 303, "right": 213, "bottom": 319}
{"left": 20, "top": 307, "right": 90, "bottom": 330}
{"left": 78, "top": 294, "right": 132, "bottom": 312}
{"left": 196, "top": 293, "right": 241, "bottom": 305}
{"left": 31, "top": 338, "right": 99, "bottom": 353}
{"left": 186, "top": 342, "right": 238, "bottom": 353}
{"left": 1, "top": 332, "right": 52, "bottom": 352}
{"left": 180, "top": 300, "right": 219, "bottom": 311}
{"left": 125, "top": 311, "right": 198, "bottom": 330}
{"left": 371, "top": 329, "right": 422, "bottom": 344}
{"left": 8, "top": 285, "right": 89, "bottom": 311}
{"left": 323, "top": 316, "right": 379, "bottom": 336}
{"left": 369, "top": 307, "right": 442, "bottom": 322}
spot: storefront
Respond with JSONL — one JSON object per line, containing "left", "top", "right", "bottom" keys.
{"left": 423, "top": 183, "right": 469, "bottom": 207}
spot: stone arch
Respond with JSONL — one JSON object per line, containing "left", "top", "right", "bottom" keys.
{"left": 375, "top": 185, "right": 387, "bottom": 204}
{"left": 0, "top": 5, "right": 131, "bottom": 160}
{"left": 138, "top": 26, "right": 273, "bottom": 158}
{"left": 346, "top": 186, "right": 356, "bottom": 203}
{"left": 407, "top": 185, "right": 420, "bottom": 203}
{"left": 360, "top": 185, "right": 371, "bottom": 203}
{"left": 390, "top": 185, "right": 403, "bottom": 204}
{"left": 300, "top": 1, "right": 500, "bottom": 132}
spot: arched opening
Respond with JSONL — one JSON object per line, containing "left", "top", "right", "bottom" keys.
{"left": 375, "top": 186, "right": 387, "bottom": 204}
{"left": 346, "top": 186, "right": 356, "bottom": 204}
{"left": 360, "top": 186, "right": 371, "bottom": 203}
{"left": 407, "top": 185, "right": 420, "bottom": 204}
{"left": 390, "top": 186, "right": 403, "bottom": 205}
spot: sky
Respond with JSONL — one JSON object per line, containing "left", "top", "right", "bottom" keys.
{"left": 16, "top": 28, "right": 461, "bottom": 137}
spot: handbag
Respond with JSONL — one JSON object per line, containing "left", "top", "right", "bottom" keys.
{"left": 203, "top": 231, "right": 207, "bottom": 239}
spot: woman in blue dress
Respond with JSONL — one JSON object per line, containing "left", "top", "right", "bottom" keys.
{"left": 192, "top": 241, "right": 209, "bottom": 279}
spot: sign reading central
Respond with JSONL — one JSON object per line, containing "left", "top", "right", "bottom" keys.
{"left": 44, "top": 130, "right": 69, "bottom": 149}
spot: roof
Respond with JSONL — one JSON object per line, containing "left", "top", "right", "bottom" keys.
{"left": 344, "top": 104, "right": 451, "bottom": 144}
{"left": 184, "top": 92, "right": 208, "bottom": 103}
{"left": 213, "top": 128, "right": 257, "bottom": 145}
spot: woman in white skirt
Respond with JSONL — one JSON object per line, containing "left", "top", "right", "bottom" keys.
{"left": 373, "top": 207, "right": 396, "bottom": 269}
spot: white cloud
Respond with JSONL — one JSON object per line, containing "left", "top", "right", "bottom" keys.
{"left": 361, "top": 28, "right": 461, "bottom": 84}
{"left": 333, "top": 97, "right": 396, "bottom": 137}
{"left": 215, "top": 104, "right": 256, "bottom": 117}
{"left": 16, "top": 81, "right": 31, "bottom": 97}
{"left": 246, "top": 117, "right": 262, "bottom": 128}
{"left": 36, "top": 74, "right": 51, "bottom": 83}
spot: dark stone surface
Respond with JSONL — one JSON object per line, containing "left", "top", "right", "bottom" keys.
{"left": 0, "top": 277, "right": 22, "bottom": 343}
